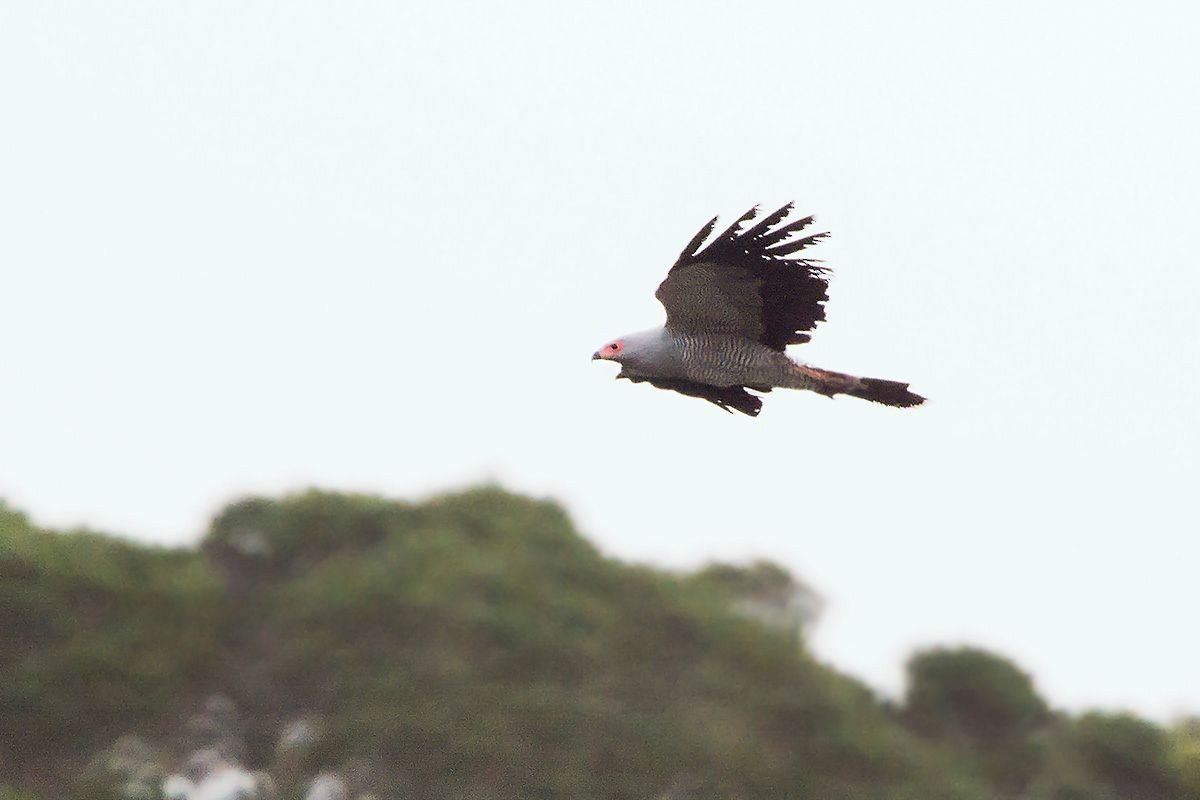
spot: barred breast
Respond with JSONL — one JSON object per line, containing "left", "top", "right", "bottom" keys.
{"left": 672, "top": 333, "right": 794, "bottom": 388}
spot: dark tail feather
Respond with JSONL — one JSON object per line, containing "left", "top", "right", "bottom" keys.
{"left": 849, "top": 377, "right": 926, "bottom": 408}
{"left": 792, "top": 365, "right": 926, "bottom": 408}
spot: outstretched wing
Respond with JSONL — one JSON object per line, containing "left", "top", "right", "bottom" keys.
{"left": 655, "top": 204, "right": 830, "bottom": 350}
{"left": 620, "top": 373, "right": 765, "bottom": 417}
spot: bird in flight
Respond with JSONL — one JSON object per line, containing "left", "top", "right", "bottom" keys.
{"left": 592, "top": 204, "right": 925, "bottom": 417}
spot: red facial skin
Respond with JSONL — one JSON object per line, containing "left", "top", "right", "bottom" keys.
{"left": 594, "top": 340, "right": 624, "bottom": 360}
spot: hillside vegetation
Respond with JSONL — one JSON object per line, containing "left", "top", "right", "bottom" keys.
{"left": 1, "top": 489, "right": 1198, "bottom": 800}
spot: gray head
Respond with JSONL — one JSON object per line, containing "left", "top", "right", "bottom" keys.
{"left": 591, "top": 328, "right": 665, "bottom": 369}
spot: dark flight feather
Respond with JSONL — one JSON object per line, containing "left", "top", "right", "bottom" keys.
{"left": 665, "top": 204, "right": 831, "bottom": 351}
{"left": 621, "top": 374, "right": 763, "bottom": 417}
{"left": 676, "top": 215, "right": 718, "bottom": 264}
{"left": 741, "top": 202, "right": 794, "bottom": 241}
{"left": 754, "top": 213, "right": 815, "bottom": 248}
{"left": 710, "top": 206, "right": 760, "bottom": 250}
{"left": 763, "top": 231, "right": 829, "bottom": 256}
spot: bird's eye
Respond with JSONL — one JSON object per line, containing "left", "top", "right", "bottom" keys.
{"left": 610, "top": 343, "right": 619, "bottom": 350}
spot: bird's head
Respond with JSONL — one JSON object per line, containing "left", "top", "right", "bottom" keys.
{"left": 591, "top": 338, "right": 626, "bottom": 363}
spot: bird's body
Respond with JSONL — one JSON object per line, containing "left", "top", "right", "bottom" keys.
{"left": 593, "top": 204, "right": 925, "bottom": 416}
{"left": 615, "top": 328, "right": 793, "bottom": 388}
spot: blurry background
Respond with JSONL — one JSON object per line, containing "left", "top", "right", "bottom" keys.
{"left": 2, "top": 2, "right": 1199, "bottom": 799}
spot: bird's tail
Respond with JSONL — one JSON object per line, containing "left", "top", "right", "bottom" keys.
{"left": 788, "top": 364, "right": 925, "bottom": 408}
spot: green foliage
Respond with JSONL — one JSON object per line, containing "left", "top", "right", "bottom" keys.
{"left": 694, "top": 559, "right": 799, "bottom": 596}
{"left": 239, "top": 488, "right": 956, "bottom": 798}
{"left": 0, "top": 509, "right": 222, "bottom": 784}
{"left": 903, "top": 646, "right": 1051, "bottom": 794}
{"left": 905, "top": 646, "right": 1049, "bottom": 742}
{"left": 203, "top": 490, "right": 415, "bottom": 575}
{"left": 1170, "top": 718, "right": 1200, "bottom": 797}
{"left": 2, "top": 488, "right": 1197, "bottom": 800}
{"left": 1068, "top": 712, "right": 1186, "bottom": 799}
{"left": 691, "top": 560, "right": 823, "bottom": 638}
{"left": 0, "top": 786, "right": 40, "bottom": 800}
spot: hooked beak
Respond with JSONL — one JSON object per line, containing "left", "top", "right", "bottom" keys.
{"left": 591, "top": 351, "right": 602, "bottom": 360}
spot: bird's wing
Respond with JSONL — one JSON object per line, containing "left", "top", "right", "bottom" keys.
{"left": 655, "top": 204, "right": 830, "bottom": 350}
{"left": 621, "top": 373, "right": 765, "bottom": 417}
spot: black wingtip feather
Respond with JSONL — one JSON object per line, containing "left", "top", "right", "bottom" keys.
{"left": 711, "top": 205, "right": 759, "bottom": 247}
{"left": 763, "top": 231, "right": 830, "bottom": 257}
{"left": 755, "top": 214, "right": 816, "bottom": 248}
{"left": 670, "top": 203, "right": 833, "bottom": 352}
{"left": 742, "top": 203, "right": 794, "bottom": 241}
{"left": 677, "top": 215, "right": 719, "bottom": 264}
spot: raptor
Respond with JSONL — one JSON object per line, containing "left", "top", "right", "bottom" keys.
{"left": 592, "top": 204, "right": 925, "bottom": 416}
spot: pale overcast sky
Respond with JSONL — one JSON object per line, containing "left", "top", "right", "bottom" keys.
{"left": 2, "top": 2, "right": 1198, "bottom": 719}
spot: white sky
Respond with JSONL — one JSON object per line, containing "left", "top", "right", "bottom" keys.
{"left": 2, "top": 2, "right": 1199, "bottom": 720}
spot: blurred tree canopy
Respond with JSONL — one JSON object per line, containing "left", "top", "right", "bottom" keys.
{"left": 1070, "top": 712, "right": 1188, "bottom": 799}
{"left": 902, "top": 647, "right": 1049, "bottom": 794}
{"left": 1, "top": 489, "right": 1196, "bottom": 800}
{"left": 904, "top": 646, "right": 1049, "bottom": 741}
